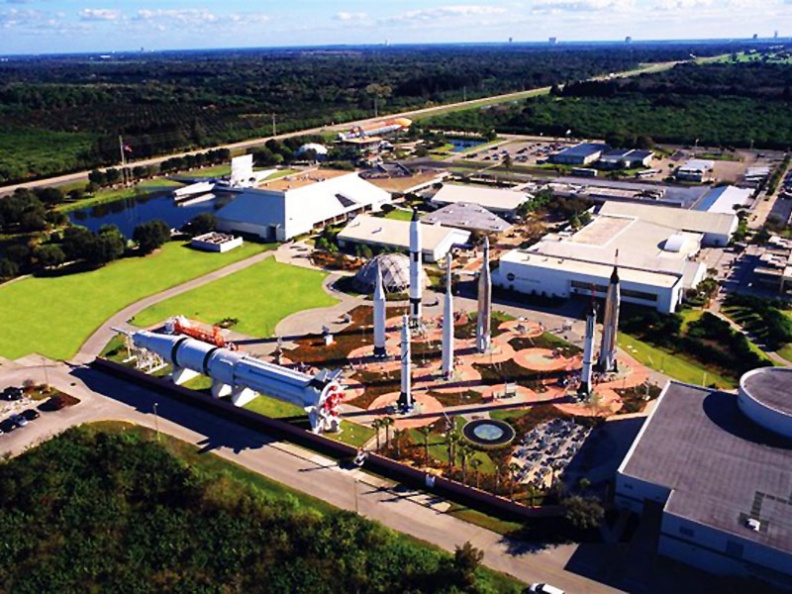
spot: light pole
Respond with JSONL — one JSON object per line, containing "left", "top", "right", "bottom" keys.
{"left": 153, "top": 402, "right": 160, "bottom": 440}
{"left": 353, "top": 478, "right": 359, "bottom": 514}
{"left": 41, "top": 356, "right": 49, "bottom": 389}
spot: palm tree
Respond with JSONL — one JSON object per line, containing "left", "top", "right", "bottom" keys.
{"left": 458, "top": 444, "right": 472, "bottom": 484}
{"left": 382, "top": 416, "right": 394, "bottom": 448}
{"left": 393, "top": 429, "right": 405, "bottom": 458}
{"left": 493, "top": 461, "right": 504, "bottom": 495}
{"left": 508, "top": 463, "right": 521, "bottom": 500}
{"left": 469, "top": 458, "right": 483, "bottom": 489}
{"left": 417, "top": 424, "right": 433, "bottom": 466}
{"left": 371, "top": 419, "right": 383, "bottom": 451}
{"left": 446, "top": 431, "right": 460, "bottom": 471}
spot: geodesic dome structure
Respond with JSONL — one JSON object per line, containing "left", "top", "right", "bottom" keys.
{"left": 353, "top": 253, "right": 426, "bottom": 294}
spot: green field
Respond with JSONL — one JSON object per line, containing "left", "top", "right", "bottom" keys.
{"left": 131, "top": 258, "right": 336, "bottom": 337}
{"left": 0, "top": 128, "right": 96, "bottom": 185}
{"left": 383, "top": 208, "right": 415, "bottom": 222}
{"left": 0, "top": 241, "right": 271, "bottom": 361}
{"left": 618, "top": 332, "right": 736, "bottom": 389}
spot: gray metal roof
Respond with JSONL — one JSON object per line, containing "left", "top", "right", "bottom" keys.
{"left": 619, "top": 382, "right": 792, "bottom": 554}
{"left": 555, "top": 143, "right": 610, "bottom": 158}
{"left": 742, "top": 367, "right": 792, "bottom": 415}
{"left": 421, "top": 202, "right": 512, "bottom": 234}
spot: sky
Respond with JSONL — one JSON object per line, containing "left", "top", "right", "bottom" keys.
{"left": 0, "top": 0, "right": 791, "bottom": 55}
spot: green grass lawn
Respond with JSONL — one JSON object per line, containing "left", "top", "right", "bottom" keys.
{"left": 383, "top": 208, "right": 414, "bottom": 222}
{"left": 618, "top": 332, "right": 736, "bottom": 389}
{"left": 57, "top": 178, "right": 182, "bottom": 213}
{"left": 0, "top": 241, "right": 271, "bottom": 361}
{"left": 131, "top": 258, "right": 336, "bottom": 337}
{"left": 407, "top": 416, "right": 496, "bottom": 474}
{"left": 776, "top": 343, "right": 792, "bottom": 363}
{"left": 185, "top": 164, "right": 231, "bottom": 178}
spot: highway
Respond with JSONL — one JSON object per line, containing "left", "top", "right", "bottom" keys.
{"left": 0, "top": 59, "right": 685, "bottom": 197}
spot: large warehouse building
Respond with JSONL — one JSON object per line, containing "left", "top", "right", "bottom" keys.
{"left": 430, "top": 184, "right": 532, "bottom": 218}
{"left": 215, "top": 169, "right": 392, "bottom": 241}
{"left": 493, "top": 208, "right": 709, "bottom": 313}
{"left": 615, "top": 368, "right": 792, "bottom": 590}
{"left": 336, "top": 214, "right": 470, "bottom": 262}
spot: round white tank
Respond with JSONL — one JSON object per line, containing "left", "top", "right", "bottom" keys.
{"left": 738, "top": 367, "right": 792, "bottom": 439}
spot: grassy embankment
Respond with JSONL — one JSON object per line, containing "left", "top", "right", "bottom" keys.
{"left": 0, "top": 241, "right": 272, "bottom": 360}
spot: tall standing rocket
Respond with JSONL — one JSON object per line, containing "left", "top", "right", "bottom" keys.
{"left": 598, "top": 264, "right": 621, "bottom": 372}
{"left": 398, "top": 313, "right": 413, "bottom": 412}
{"left": 476, "top": 236, "right": 492, "bottom": 354}
{"left": 579, "top": 301, "right": 596, "bottom": 395}
{"left": 373, "top": 262, "right": 387, "bottom": 358}
{"left": 441, "top": 255, "right": 455, "bottom": 379}
{"left": 409, "top": 208, "right": 422, "bottom": 327}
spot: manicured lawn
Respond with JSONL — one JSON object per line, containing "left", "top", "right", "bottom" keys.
{"left": 0, "top": 241, "right": 270, "bottom": 361}
{"left": 618, "top": 333, "right": 736, "bottom": 389}
{"left": 383, "top": 208, "right": 414, "bottom": 222}
{"left": 131, "top": 259, "right": 336, "bottom": 337}
{"left": 776, "top": 343, "right": 792, "bottom": 363}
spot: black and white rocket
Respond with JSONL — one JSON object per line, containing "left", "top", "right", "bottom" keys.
{"left": 476, "top": 236, "right": 492, "bottom": 354}
{"left": 409, "top": 208, "right": 422, "bottom": 327}
{"left": 579, "top": 301, "right": 596, "bottom": 395}
{"left": 373, "top": 261, "right": 387, "bottom": 358}
{"left": 398, "top": 313, "right": 413, "bottom": 412}
{"left": 441, "top": 255, "right": 454, "bottom": 378}
{"left": 598, "top": 263, "right": 620, "bottom": 373}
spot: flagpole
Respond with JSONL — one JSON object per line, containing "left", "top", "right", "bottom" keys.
{"left": 118, "top": 135, "right": 127, "bottom": 185}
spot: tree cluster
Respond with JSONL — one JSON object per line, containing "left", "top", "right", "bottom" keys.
{"left": 0, "top": 427, "right": 512, "bottom": 593}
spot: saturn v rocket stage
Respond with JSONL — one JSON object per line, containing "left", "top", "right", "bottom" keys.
{"left": 131, "top": 330, "right": 344, "bottom": 433}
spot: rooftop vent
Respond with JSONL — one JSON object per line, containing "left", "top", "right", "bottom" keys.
{"left": 746, "top": 518, "right": 761, "bottom": 532}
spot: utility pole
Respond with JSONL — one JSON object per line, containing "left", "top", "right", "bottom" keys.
{"left": 374, "top": 96, "right": 378, "bottom": 118}
{"left": 153, "top": 402, "right": 160, "bottom": 441}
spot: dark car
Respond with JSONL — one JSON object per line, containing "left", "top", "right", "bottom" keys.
{"left": 0, "top": 418, "right": 16, "bottom": 433}
{"left": 21, "top": 409, "right": 40, "bottom": 422}
{"left": 2, "top": 386, "right": 23, "bottom": 401}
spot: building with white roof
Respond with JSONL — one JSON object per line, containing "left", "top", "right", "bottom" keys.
{"left": 493, "top": 209, "right": 709, "bottom": 313}
{"left": 615, "top": 370, "right": 792, "bottom": 590}
{"left": 599, "top": 201, "right": 738, "bottom": 247}
{"left": 676, "top": 159, "right": 715, "bottom": 182}
{"left": 420, "top": 202, "right": 512, "bottom": 235}
{"left": 215, "top": 169, "right": 392, "bottom": 242}
{"left": 695, "top": 185, "right": 752, "bottom": 215}
{"left": 337, "top": 214, "right": 470, "bottom": 263}
{"left": 431, "top": 183, "right": 531, "bottom": 217}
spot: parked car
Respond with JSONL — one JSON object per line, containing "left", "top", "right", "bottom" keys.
{"left": 0, "top": 418, "right": 16, "bottom": 433}
{"left": 2, "top": 386, "right": 23, "bottom": 401}
{"left": 21, "top": 409, "right": 40, "bottom": 422}
{"left": 528, "top": 584, "right": 565, "bottom": 594}
{"left": 10, "top": 414, "right": 28, "bottom": 428}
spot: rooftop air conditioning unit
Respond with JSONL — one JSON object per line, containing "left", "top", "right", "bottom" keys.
{"left": 746, "top": 518, "right": 761, "bottom": 532}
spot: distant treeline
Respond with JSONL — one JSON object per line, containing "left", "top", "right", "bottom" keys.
{"left": 0, "top": 42, "right": 750, "bottom": 183}
{"left": 425, "top": 57, "right": 792, "bottom": 149}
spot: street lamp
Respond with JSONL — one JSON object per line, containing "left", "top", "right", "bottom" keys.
{"left": 153, "top": 402, "right": 160, "bottom": 441}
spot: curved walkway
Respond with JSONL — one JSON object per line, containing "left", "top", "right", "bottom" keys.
{"left": 72, "top": 250, "right": 274, "bottom": 365}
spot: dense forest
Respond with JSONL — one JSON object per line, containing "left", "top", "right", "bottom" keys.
{"left": 0, "top": 42, "right": 745, "bottom": 183}
{"left": 0, "top": 425, "right": 519, "bottom": 593}
{"left": 425, "top": 52, "right": 792, "bottom": 149}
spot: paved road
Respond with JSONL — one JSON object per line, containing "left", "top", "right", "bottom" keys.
{"left": 0, "top": 60, "right": 685, "bottom": 197}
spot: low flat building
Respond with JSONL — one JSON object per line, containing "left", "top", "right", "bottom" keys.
{"left": 493, "top": 210, "right": 707, "bottom": 313}
{"left": 615, "top": 369, "right": 792, "bottom": 590}
{"left": 420, "top": 202, "right": 512, "bottom": 235}
{"left": 431, "top": 183, "right": 531, "bottom": 217}
{"left": 361, "top": 164, "right": 448, "bottom": 195}
{"left": 599, "top": 201, "right": 738, "bottom": 247}
{"left": 215, "top": 169, "right": 391, "bottom": 242}
{"left": 550, "top": 143, "right": 610, "bottom": 166}
{"left": 337, "top": 214, "right": 470, "bottom": 263}
{"left": 598, "top": 149, "right": 653, "bottom": 170}
{"left": 677, "top": 159, "right": 715, "bottom": 183}
{"left": 695, "top": 185, "right": 752, "bottom": 215}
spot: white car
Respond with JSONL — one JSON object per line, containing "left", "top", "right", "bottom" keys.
{"left": 11, "top": 414, "right": 28, "bottom": 428}
{"left": 528, "top": 584, "right": 565, "bottom": 594}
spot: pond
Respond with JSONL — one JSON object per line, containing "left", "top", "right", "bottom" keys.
{"left": 449, "top": 138, "right": 486, "bottom": 153}
{"left": 68, "top": 189, "right": 234, "bottom": 237}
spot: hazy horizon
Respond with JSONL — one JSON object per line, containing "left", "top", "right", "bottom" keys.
{"left": 1, "top": 0, "right": 790, "bottom": 56}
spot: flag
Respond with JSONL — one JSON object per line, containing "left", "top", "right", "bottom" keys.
{"left": 123, "top": 144, "right": 133, "bottom": 153}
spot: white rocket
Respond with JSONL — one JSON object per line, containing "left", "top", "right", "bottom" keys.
{"left": 130, "top": 330, "right": 344, "bottom": 432}
{"left": 397, "top": 313, "right": 413, "bottom": 412}
{"left": 409, "top": 208, "right": 422, "bottom": 327}
{"left": 373, "top": 262, "right": 387, "bottom": 358}
{"left": 441, "top": 255, "right": 454, "bottom": 378}
{"left": 579, "top": 301, "right": 596, "bottom": 395}
{"left": 598, "top": 265, "right": 620, "bottom": 372}
{"left": 476, "top": 236, "right": 492, "bottom": 354}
